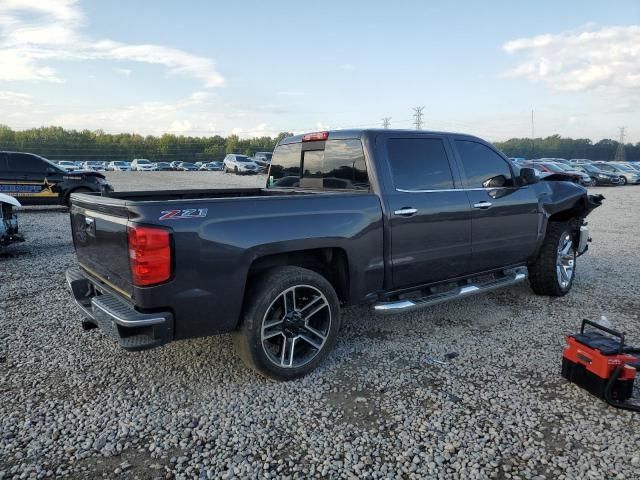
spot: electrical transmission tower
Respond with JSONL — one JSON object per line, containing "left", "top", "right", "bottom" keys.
{"left": 381, "top": 117, "right": 391, "bottom": 129}
{"left": 412, "top": 106, "right": 424, "bottom": 130}
{"left": 614, "top": 127, "right": 626, "bottom": 162}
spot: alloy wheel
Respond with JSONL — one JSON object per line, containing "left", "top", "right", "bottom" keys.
{"left": 556, "top": 233, "right": 575, "bottom": 289}
{"left": 260, "top": 285, "right": 332, "bottom": 369}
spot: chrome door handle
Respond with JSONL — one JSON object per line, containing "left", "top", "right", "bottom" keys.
{"left": 473, "top": 201, "right": 492, "bottom": 209}
{"left": 394, "top": 207, "right": 417, "bottom": 216}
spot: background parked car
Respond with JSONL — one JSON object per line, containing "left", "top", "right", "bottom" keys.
{"left": 594, "top": 162, "right": 640, "bottom": 185}
{"left": 82, "top": 161, "right": 106, "bottom": 172}
{"left": 251, "top": 151, "right": 272, "bottom": 171}
{"left": 523, "top": 161, "right": 584, "bottom": 185}
{"left": 154, "top": 162, "right": 174, "bottom": 171}
{"left": 169, "top": 161, "right": 181, "bottom": 170}
{"left": 106, "top": 161, "right": 130, "bottom": 171}
{"left": 200, "top": 161, "right": 223, "bottom": 171}
{"left": 223, "top": 154, "right": 260, "bottom": 174}
{"left": 547, "top": 162, "right": 592, "bottom": 186}
{"left": 570, "top": 163, "right": 621, "bottom": 186}
{"left": 176, "top": 162, "right": 199, "bottom": 171}
{"left": 131, "top": 159, "right": 157, "bottom": 171}
{"left": 56, "top": 160, "right": 79, "bottom": 172}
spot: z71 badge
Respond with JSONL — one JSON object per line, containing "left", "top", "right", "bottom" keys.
{"left": 159, "top": 208, "right": 208, "bottom": 220}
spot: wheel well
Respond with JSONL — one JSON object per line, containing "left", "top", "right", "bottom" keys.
{"left": 247, "top": 248, "right": 350, "bottom": 303}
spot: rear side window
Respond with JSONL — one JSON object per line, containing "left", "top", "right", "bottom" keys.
{"left": 269, "top": 139, "right": 369, "bottom": 190}
{"left": 455, "top": 140, "right": 513, "bottom": 188}
{"left": 386, "top": 138, "right": 454, "bottom": 191}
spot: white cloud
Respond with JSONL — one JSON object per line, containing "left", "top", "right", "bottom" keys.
{"left": 502, "top": 25, "right": 640, "bottom": 92}
{"left": 0, "top": 90, "right": 32, "bottom": 105}
{"left": 0, "top": 0, "right": 223, "bottom": 87}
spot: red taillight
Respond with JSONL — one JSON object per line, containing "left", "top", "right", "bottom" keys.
{"left": 127, "top": 224, "right": 172, "bottom": 286}
{"left": 302, "top": 131, "right": 329, "bottom": 142}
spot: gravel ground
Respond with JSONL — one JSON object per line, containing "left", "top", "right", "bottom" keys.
{"left": 1, "top": 178, "right": 639, "bottom": 479}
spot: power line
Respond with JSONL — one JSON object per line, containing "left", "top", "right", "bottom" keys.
{"left": 614, "top": 126, "right": 626, "bottom": 162}
{"left": 381, "top": 117, "right": 391, "bottom": 129}
{"left": 412, "top": 106, "right": 424, "bottom": 130}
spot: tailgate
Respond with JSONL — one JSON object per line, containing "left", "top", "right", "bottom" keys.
{"left": 70, "top": 203, "right": 133, "bottom": 297}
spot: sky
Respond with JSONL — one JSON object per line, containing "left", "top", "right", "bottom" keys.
{"left": 0, "top": 0, "right": 638, "bottom": 142}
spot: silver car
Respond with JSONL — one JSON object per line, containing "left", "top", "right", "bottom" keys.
{"left": 223, "top": 154, "right": 260, "bottom": 174}
{"left": 595, "top": 162, "right": 640, "bottom": 185}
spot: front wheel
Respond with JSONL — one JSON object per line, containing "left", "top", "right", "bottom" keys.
{"left": 620, "top": 176, "right": 628, "bottom": 185}
{"left": 528, "top": 222, "right": 576, "bottom": 296}
{"left": 233, "top": 266, "right": 341, "bottom": 380}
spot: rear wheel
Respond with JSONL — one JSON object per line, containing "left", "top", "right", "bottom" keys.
{"left": 233, "top": 266, "right": 341, "bottom": 380}
{"left": 528, "top": 222, "right": 576, "bottom": 296}
{"left": 620, "top": 176, "right": 628, "bottom": 185}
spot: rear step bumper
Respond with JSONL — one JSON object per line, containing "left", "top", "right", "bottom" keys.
{"left": 65, "top": 267, "right": 174, "bottom": 351}
{"left": 373, "top": 268, "right": 528, "bottom": 315}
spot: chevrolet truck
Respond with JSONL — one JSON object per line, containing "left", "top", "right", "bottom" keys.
{"left": 66, "top": 130, "right": 603, "bottom": 380}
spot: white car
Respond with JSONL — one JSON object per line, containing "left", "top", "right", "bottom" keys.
{"left": 56, "top": 161, "right": 78, "bottom": 172}
{"left": 131, "top": 159, "right": 157, "bottom": 171}
{"left": 107, "top": 161, "right": 130, "bottom": 171}
{"left": 223, "top": 154, "right": 260, "bottom": 174}
{"left": 82, "top": 161, "right": 106, "bottom": 172}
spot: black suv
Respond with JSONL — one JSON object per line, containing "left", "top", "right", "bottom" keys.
{"left": 0, "top": 151, "right": 112, "bottom": 206}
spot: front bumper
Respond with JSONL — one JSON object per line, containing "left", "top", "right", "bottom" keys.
{"left": 65, "top": 267, "right": 173, "bottom": 351}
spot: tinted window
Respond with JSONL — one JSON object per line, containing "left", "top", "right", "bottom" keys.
{"left": 9, "top": 153, "right": 47, "bottom": 174}
{"left": 386, "top": 138, "right": 454, "bottom": 191}
{"left": 269, "top": 139, "right": 369, "bottom": 190}
{"left": 455, "top": 141, "right": 512, "bottom": 188}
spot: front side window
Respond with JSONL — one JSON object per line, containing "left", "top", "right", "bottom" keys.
{"left": 455, "top": 140, "right": 513, "bottom": 188}
{"left": 386, "top": 138, "right": 454, "bottom": 191}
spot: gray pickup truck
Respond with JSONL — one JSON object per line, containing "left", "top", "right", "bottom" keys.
{"left": 66, "top": 129, "right": 603, "bottom": 380}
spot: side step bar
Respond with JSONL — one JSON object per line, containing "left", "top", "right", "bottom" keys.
{"left": 373, "top": 268, "right": 527, "bottom": 315}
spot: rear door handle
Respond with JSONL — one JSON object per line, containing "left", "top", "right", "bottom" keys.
{"left": 394, "top": 207, "right": 417, "bottom": 216}
{"left": 473, "top": 201, "right": 492, "bottom": 209}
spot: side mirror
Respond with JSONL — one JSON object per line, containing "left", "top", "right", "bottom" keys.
{"left": 482, "top": 174, "right": 507, "bottom": 188}
{"left": 518, "top": 167, "right": 539, "bottom": 185}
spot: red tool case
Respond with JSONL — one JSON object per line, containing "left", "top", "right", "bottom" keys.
{"left": 562, "top": 320, "right": 640, "bottom": 411}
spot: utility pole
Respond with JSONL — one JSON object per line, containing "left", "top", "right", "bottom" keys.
{"left": 412, "top": 106, "right": 424, "bottom": 130}
{"left": 614, "top": 127, "right": 626, "bottom": 162}
{"left": 381, "top": 117, "right": 391, "bottom": 129}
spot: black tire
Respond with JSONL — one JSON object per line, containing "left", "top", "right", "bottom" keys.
{"left": 528, "top": 222, "right": 576, "bottom": 297}
{"left": 234, "top": 166, "right": 239, "bottom": 175}
{"left": 620, "top": 176, "right": 628, "bottom": 185}
{"left": 64, "top": 187, "right": 91, "bottom": 207}
{"left": 233, "top": 266, "right": 341, "bottom": 380}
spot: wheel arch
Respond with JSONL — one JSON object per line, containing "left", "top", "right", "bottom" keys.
{"left": 246, "top": 247, "right": 350, "bottom": 304}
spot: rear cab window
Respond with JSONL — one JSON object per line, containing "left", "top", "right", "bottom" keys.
{"left": 268, "top": 137, "right": 370, "bottom": 191}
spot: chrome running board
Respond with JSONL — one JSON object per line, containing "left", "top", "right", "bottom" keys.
{"left": 373, "top": 268, "right": 527, "bottom": 315}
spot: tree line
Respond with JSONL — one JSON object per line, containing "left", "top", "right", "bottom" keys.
{"left": 0, "top": 125, "right": 637, "bottom": 162}
{"left": 0, "top": 125, "right": 293, "bottom": 162}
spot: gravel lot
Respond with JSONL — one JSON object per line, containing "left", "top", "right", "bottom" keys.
{"left": 1, "top": 175, "right": 639, "bottom": 479}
